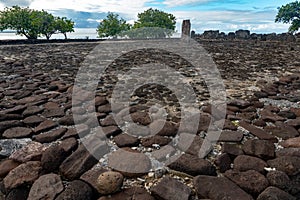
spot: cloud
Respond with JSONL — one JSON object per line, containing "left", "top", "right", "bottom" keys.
{"left": 173, "top": 9, "right": 290, "bottom": 33}
{"left": 162, "top": 0, "right": 211, "bottom": 7}
{"left": 0, "top": 0, "right": 34, "bottom": 7}
{"left": 29, "top": 0, "right": 151, "bottom": 18}
{"left": 0, "top": 0, "right": 291, "bottom": 33}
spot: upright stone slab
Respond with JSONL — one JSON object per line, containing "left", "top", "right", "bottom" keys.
{"left": 181, "top": 20, "right": 191, "bottom": 40}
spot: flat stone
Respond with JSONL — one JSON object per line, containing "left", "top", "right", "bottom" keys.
{"left": 3, "top": 161, "right": 42, "bottom": 191}
{"left": 228, "top": 99, "right": 251, "bottom": 109}
{"left": 27, "top": 173, "right": 64, "bottom": 200}
{"left": 33, "top": 128, "right": 67, "bottom": 143}
{"left": 3, "top": 127, "right": 33, "bottom": 139}
{"left": 0, "top": 120, "right": 24, "bottom": 133}
{"left": 257, "top": 186, "right": 296, "bottom": 200}
{"left": 265, "top": 123, "right": 299, "bottom": 139}
{"left": 141, "top": 135, "right": 171, "bottom": 147}
{"left": 100, "top": 115, "right": 117, "bottom": 126}
{"left": 101, "top": 126, "right": 122, "bottom": 138}
{"left": 1, "top": 105, "right": 27, "bottom": 114}
{"left": 149, "top": 120, "right": 178, "bottom": 137}
{"left": 236, "top": 112, "right": 257, "bottom": 121}
{"left": 108, "top": 149, "right": 151, "bottom": 177}
{"left": 13, "top": 91, "right": 32, "bottom": 100}
{"left": 253, "top": 119, "right": 267, "bottom": 127}
{"left": 242, "top": 139, "right": 275, "bottom": 159}
{"left": 224, "top": 170, "right": 269, "bottom": 196}
{"left": 234, "top": 155, "right": 268, "bottom": 174}
{"left": 41, "top": 144, "right": 67, "bottom": 173}
{"left": 97, "top": 104, "right": 111, "bottom": 113}
{"left": 221, "top": 143, "right": 244, "bottom": 158}
{"left": 260, "top": 109, "right": 285, "bottom": 122}
{"left": 193, "top": 175, "right": 253, "bottom": 200}
{"left": 80, "top": 167, "right": 107, "bottom": 192}
{"left": 280, "top": 137, "right": 300, "bottom": 148}
{"left": 286, "top": 117, "right": 300, "bottom": 128}
{"left": 96, "top": 171, "right": 124, "bottom": 195}
{"left": 128, "top": 111, "right": 151, "bottom": 126}
{"left": 114, "top": 134, "right": 139, "bottom": 147}
{"left": 44, "top": 102, "right": 60, "bottom": 110}
{"left": 167, "top": 153, "right": 216, "bottom": 176}
{"left": 98, "top": 186, "right": 155, "bottom": 200}
{"left": 239, "top": 121, "right": 278, "bottom": 142}
{"left": 267, "top": 171, "right": 292, "bottom": 192}
{"left": 276, "top": 148, "right": 300, "bottom": 157}
{"left": 197, "top": 114, "right": 211, "bottom": 132}
{"left": 61, "top": 124, "right": 89, "bottom": 139}
{"left": 0, "top": 113, "right": 22, "bottom": 121}
{"left": 17, "top": 95, "right": 47, "bottom": 105}
{"left": 23, "top": 116, "right": 44, "bottom": 127}
{"left": 42, "top": 108, "right": 65, "bottom": 118}
{"left": 22, "top": 106, "right": 44, "bottom": 117}
{"left": 214, "top": 153, "right": 232, "bottom": 173}
{"left": 0, "top": 159, "right": 20, "bottom": 178}
{"left": 59, "top": 144, "right": 102, "bottom": 180}
{"left": 151, "top": 145, "right": 176, "bottom": 161}
{"left": 58, "top": 137, "right": 78, "bottom": 155}
{"left": 150, "top": 176, "right": 191, "bottom": 200}
{"left": 55, "top": 180, "right": 93, "bottom": 200}
{"left": 278, "top": 111, "right": 297, "bottom": 119}
{"left": 267, "top": 156, "right": 300, "bottom": 176}
{"left": 34, "top": 120, "right": 58, "bottom": 134}
{"left": 58, "top": 115, "right": 74, "bottom": 126}
{"left": 9, "top": 141, "right": 47, "bottom": 163}
{"left": 177, "top": 134, "right": 204, "bottom": 157}
{"left": 95, "top": 96, "right": 108, "bottom": 106}
{"left": 218, "top": 130, "right": 243, "bottom": 142}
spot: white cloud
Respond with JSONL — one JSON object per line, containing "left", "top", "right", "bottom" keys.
{"left": 163, "top": 0, "right": 211, "bottom": 7}
{"left": 30, "top": 0, "right": 151, "bottom": 17}
{"left": 87, "top": 18, "right": 101, "bottom": 23}
{"left": 173, "top": 10, "right": 290, "bottom": 33}
{"left": 0, "top": 0, "right": 34, "bottom": 7}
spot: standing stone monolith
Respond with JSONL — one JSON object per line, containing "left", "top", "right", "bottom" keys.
{"left": 181, "top": 20, "right": 191, "bottom": 40}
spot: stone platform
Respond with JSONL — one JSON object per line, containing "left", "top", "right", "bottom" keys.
{"left": 0, "top": 39, "right": 299, "bottom": 200}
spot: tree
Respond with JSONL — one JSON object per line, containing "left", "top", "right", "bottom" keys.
{"left": 32, "top": 10, "right": 56, "bottom": 40}
{"left": 0, "top": 6, "right": 75, "bottom": 40}
{"left": 275, "top": 1, "right": 300, "bottom": 33}
{"left": 132, "top": 8, "right": 176, "bottom": 37}
{"left": 97, "top": 13, "right": 131, "bottom": 38}
{"left": 55, "top": 17, "right": 75, "bottom": 39}
{"left": 0, "top": 6, "right": 40, "bottom": 39}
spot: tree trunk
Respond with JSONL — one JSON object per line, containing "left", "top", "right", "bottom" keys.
{"left": 63, "top": 33, "right": 67, "bottom": 40}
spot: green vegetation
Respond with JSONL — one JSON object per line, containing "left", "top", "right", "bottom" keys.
{"left": 133, "top": 8, "right": 176, "bottom": 37}
{"left": 0, "top": 6, "right": 74, "bottom": 40}
{"left": 97, "top": 13, "right": 131, "bottom": 38}
{"left": 276, "top": 1, "right": 300, "bottom": 33}
{"left": 97, "top": 8, "right": 176, "bottom": 38}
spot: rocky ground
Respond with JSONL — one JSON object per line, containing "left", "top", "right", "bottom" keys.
{"left": 0, "top": 39, "right": 299, "bottom": 200}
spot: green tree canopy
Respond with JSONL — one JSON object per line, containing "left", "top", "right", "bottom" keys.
{"left": 275, "top": 1, "right": 300, "bottom": 33}
{"left": 0, "top": 6, "right": 74, "bottom": 40}
{"left": 132, "top": 8, "right": 176, "bottom": 37}
{"left": 55, "top": 17, "right": 75, "bottom": 39}
{"left": 97, "top": 12, "right": 131, "bottom": 38}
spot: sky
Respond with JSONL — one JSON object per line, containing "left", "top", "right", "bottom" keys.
{"left": 0, "top": 0, "right": 295, "bottom": 33}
